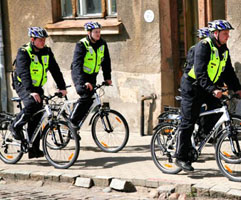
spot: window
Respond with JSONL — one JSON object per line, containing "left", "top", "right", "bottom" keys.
{"left": 61, "top": 0, "right": 117, "bottom": 18}
{"left": 46, "top": 0, "right": 121, "bottom": 35}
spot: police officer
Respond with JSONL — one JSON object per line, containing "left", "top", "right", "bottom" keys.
{"left": 10, "top": 27, "right": 67, "bottom": 159}
{"left": 70, "top": 22, "right": 112, "bottom": 129}
{"left": 176, "top": 20, "right": 241, "bottom": 171}
{"left": 183, "top": 27, "right": 210, "bottom": 74}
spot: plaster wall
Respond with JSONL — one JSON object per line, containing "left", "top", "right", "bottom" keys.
{"left": 3, "top": 0, "right": 163, "bottom": 133}
{"left": 226, "top": 0, "right": 241, "bottom": 81}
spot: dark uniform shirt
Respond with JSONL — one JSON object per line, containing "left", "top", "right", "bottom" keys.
{"left": 194, "top": 35, "right": 241, "bottom": 93}
{"left": 15, "top": 43, "right": 66, "bottom": 94}
{"left": 71, "top": 36, "right": 111, "bottom": 95}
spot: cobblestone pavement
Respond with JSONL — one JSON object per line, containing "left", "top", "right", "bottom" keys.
{"left": 0, "top": 131, "right": 240, "bottom": 199}
{"left": 0, "top": 179, "right": 231, "bottom": 200}
{"left": 0, "top": 179, "right": 149, "bottom": 200}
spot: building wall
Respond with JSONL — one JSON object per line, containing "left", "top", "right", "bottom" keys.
{"left": 2, "top": 0, "right": 170, "bottom": 133}
{"left": 227, "top": 0, "right": 241, "bottom": 81}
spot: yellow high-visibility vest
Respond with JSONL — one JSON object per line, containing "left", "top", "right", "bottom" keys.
{"left": 80, "top": 38, "right": 105, "bottom": 74}
{"left": 17, "top": 42, "right": 49, "bottom": 87}
{"left": 188, "top": 38, "right": 228, "bottom": 83}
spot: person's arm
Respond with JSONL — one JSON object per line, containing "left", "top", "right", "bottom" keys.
{"left": 101, "top": 41, "right": 111, "bottom": 82}
{"left": 222, "top": 55, "right": 241, "bottom": 92}
{"left": 194, "top": 40, "right": 216, "bottom": 93}
{"left": 71, "top": 41, "right": 88, "bottom": 94}
{"left": 15, "top": 48, "right": 34, "bottom": 93}
{"left": 47, "top": 48, "right": 66, "bottom": 91}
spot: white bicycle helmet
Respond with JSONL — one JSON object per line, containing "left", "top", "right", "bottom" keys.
{"left": 197, "top": 27, "right": 209, "bottom": 39}
{"left": 28, "top": 27, "right": 49, "bottom": 38}
{"left": 84, "top": 22, "right": 102, "bottom": 31}
{"left": 208, "top": 20, "right": 234, "bottom": 32}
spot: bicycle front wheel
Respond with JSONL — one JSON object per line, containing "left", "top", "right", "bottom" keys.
{"left": 0, "top": 119, "right": 23, "bottom": 164}
{"left": 91, "top": 109, "right": 129, "bottom": 153}
{"left": 151, "top": 124, "right": 182, "bottom": 174}
{"left": 216, "top": 128, "right": 241, "bottom": 182}
{"left": 42, "top": 121, "right": 80, "bottom": 169}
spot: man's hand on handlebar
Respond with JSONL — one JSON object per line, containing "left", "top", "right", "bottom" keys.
{"left": 213, "top": 89, "right": 223, "bottom": 99}
{"left": 105, "top": 80, "right": 112, "bottom": 86}
{"left": 58, "top": 89, "right": 67, "bottom": 97}
{"left": 30, "top": 92, "right": 41, "bottom": 103}
{"left": 85, "top": 82, "right": 93, "bottom": 91}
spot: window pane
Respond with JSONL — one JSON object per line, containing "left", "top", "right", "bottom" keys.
{"left": 86, "top": 0, "right": 101, "bottom": 14}
{"left": 61, "top": 0, "right": 73, "bottom": 17}
{"left": 111, "top": 0, "right": 117, "bottom": 14}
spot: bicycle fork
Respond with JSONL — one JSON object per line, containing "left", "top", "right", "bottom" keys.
{"left": 227, "top": 122, "right": 241, "bottom": 157}
{"left": 100, "top": 111, "right": 113, "bottom": 133}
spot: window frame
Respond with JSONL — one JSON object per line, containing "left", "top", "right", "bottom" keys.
{"left": 60, "top": 0, "right": 117, "bottom": 19}
{"left": 46, "top": 0, "right": 121, "bottom": 36}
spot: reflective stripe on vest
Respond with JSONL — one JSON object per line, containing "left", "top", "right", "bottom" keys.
{"left": 80, "top": 38, "right": 105, "bottom": 74}
{"left": 188, "top": 38, "right": 228, "bottom": 83}
{"left": 17, "top": 43, "right": 49, "bottom": 87}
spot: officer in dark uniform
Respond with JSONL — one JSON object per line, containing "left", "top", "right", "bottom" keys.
{"left": 176, "top": 20, "right": 241, "bottom": 171}
{"left": 183, "top": 27, "right": 210, "bottom": 74}
{"left": 70, "top": 22, "right": 112, "bottom": 129}
{"left": 10, "top": 27, "right": 67, "bottom": 159}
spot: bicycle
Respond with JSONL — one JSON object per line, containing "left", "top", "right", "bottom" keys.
{"left": 0, "top": 92, "right": 80, "bottom": 169}
{"left": 151, "top": 93, "right": 241, "bottom": 182}
{"left": 56, "top": 82, "right": 129, "bottom": 153}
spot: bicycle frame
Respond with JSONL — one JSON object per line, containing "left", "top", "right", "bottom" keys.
{"left": 195, "top": 104, "right": 232, "bottom": 154}
{"left": 57, "top": 84, "right": 107, "bottom": 129}
{"left": 5, "top": 104, "right": 53, "bottom": 150}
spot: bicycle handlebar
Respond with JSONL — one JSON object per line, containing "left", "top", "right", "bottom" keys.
{"left": 220, "top": 93, "right": 240, "bottom": 105}
{"left": 42, "top": 82, "right": 111, "bottom": 103}
{"left": 94, "top": 81, "right": 111, "bottom": 90}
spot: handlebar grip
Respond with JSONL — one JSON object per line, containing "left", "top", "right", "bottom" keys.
{"left": 55, "top": 92, "right": 63, "bottom": 98}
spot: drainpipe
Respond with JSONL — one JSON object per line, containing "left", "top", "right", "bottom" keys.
{"left": 0, "top": 0, "right": 7, "bottom": 112}
{"left": 140, "top": 93, "right": 157, "bottom": 136}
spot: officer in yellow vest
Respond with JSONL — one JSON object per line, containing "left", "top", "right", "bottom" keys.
{"left": 175, "top": 20, "right": 241, "bottom": 171}
{"left": 10, "top": 27, "right": 67, "bottom": 159}
{"left": 70, "top": 22, "right": 112, "bottom": 129}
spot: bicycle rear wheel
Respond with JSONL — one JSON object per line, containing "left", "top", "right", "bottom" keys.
{"left": 91, "top": 109, "right": 129, "bottom": 153}
{"left": 216, "top": 128, "right": 241, "bottom": 182}
{"left": 42, "top": 121, "right": 80, "bottom": 169}
{"left": 151, "top": 124, "right": 182, "bottom": 174}
{"left": 0, "top": 118, "right": 23, "bottom": 164}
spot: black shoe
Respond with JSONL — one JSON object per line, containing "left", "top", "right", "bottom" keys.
{"left": 28, "top": 149, "right": 44, "bottom": 159}
{"left": 28, "top": 150, "right": 36, "bottom": 159}
{"left": 35, "top": 150, "right": 44, "bottom": 158}
{"left": 9, "top": 124, "right": 22, "bottom": 140}
{"left": 175, "top": 159, "right": 194, "bottom": 172}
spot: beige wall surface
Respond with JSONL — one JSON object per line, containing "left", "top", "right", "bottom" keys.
{"left": 2, "top": 0, "right": 164, "bottom": 133}
{"left": 227, "top": 0, "right": 241, "bottom": 81}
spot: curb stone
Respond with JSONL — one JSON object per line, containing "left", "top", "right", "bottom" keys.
{"left": 209, "top": 185, "right": 230, "bottom": 199}
{"left": 110, "top": 178, "right": 136, "bottom": 192}
{"left": 92, "top": 176, "right": 112, "bottom": 187}
{"left": 75, "top": 177, "right": 93, "bottom": 188}
{"left": 0, "top": 170, "right": 240, "bottom": 199}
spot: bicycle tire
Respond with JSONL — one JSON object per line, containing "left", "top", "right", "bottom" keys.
{"left": 0, "top": 118, "right": 23, "bottom": 164}
{"left": 151, "top": 123, "right": 182, "bottom": 174}
{"left": 215, "top": 115, "right": 241, "bottom": 163}
{"left": 91, "top": 109, "right": 129, "bottom": 153}
{"left": 42, "top": 120, "right": 80, "bottom": 169}
{"left": 216, "top": 128, "right": 241, "bottom": 182}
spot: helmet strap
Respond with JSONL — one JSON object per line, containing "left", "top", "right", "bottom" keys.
{"left": 89, "top": 32, "right": 97, "bottom": 43}
{"left": 213, "top": 31, "right": 222, "bottom": 46}
{"left": 31, "top": 39, "right": 41, "bottom": 52}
